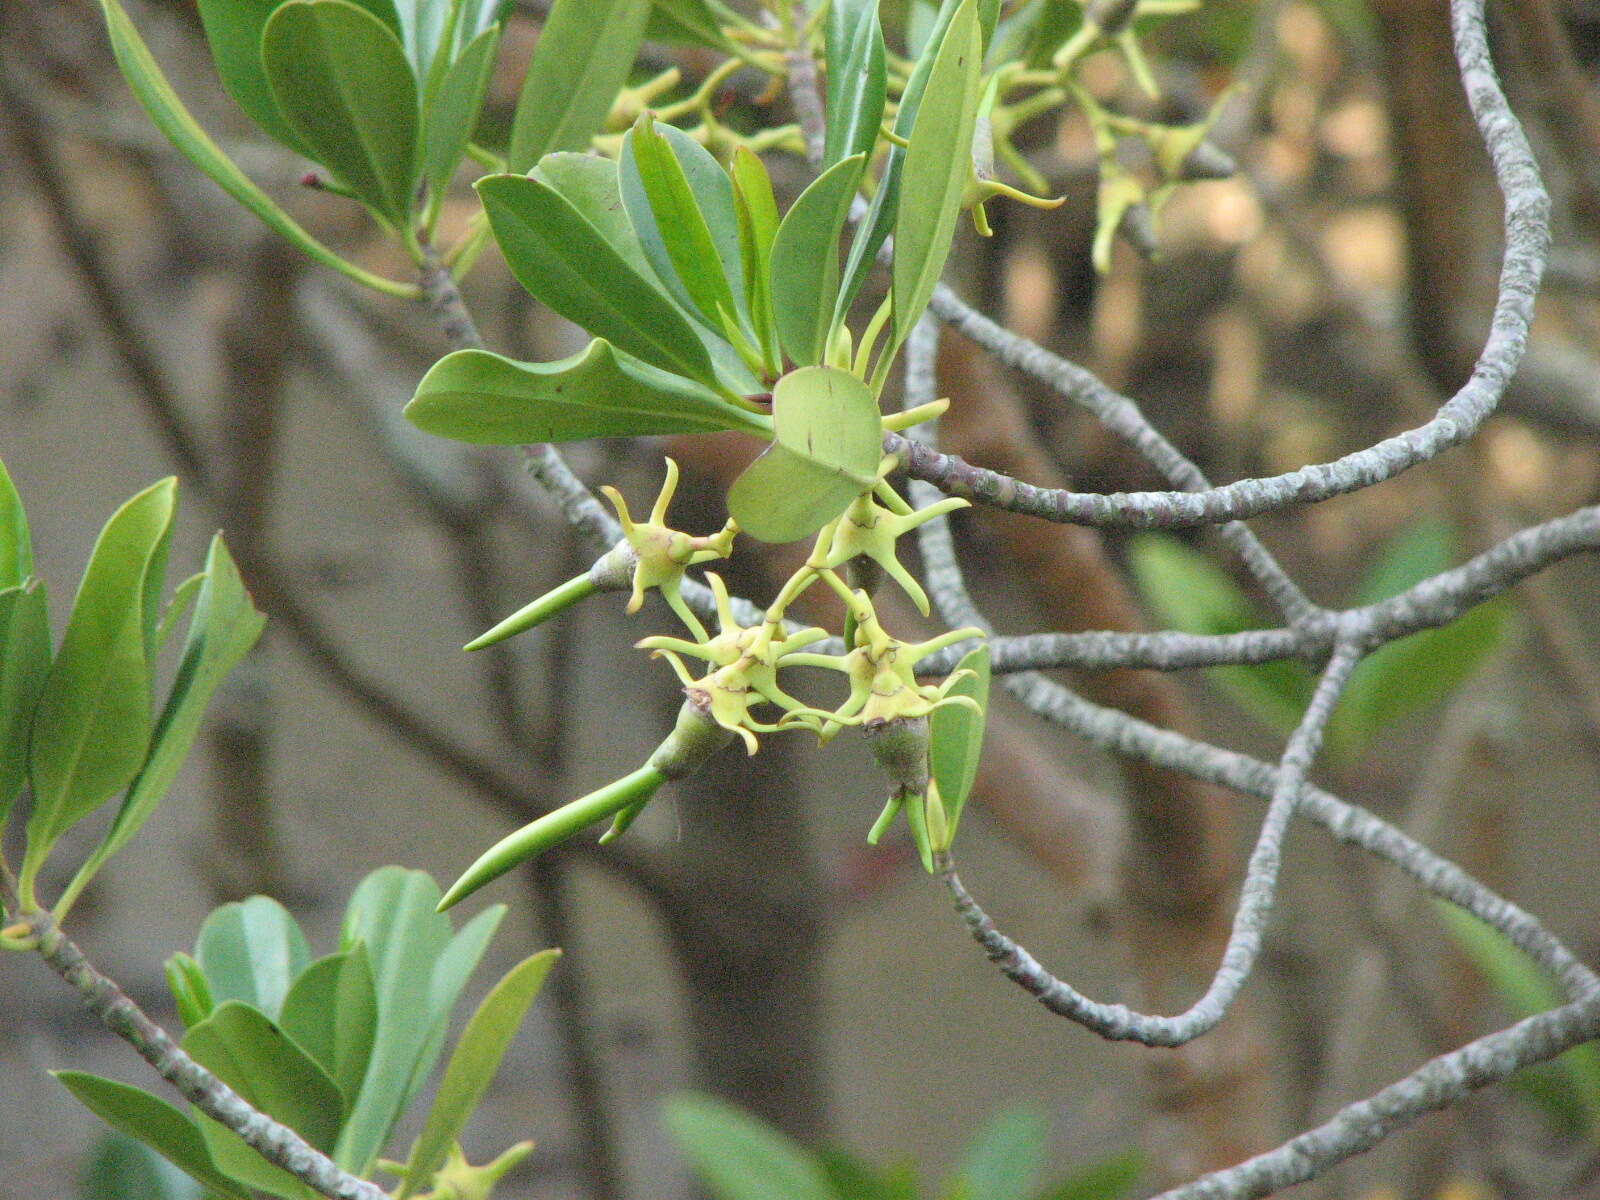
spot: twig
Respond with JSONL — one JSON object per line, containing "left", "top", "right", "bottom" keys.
{"left": 938, "top": 642, "right": 1364, "bottom": 1045}
{"left": 11, "top": 900, "right": 386, "bottom": 1200}
{"left": 908, "top": 0, "right": 1545, "bottom": 530}
{"left": 1150, "top": 989, "right": 1600, "bottom": 1200}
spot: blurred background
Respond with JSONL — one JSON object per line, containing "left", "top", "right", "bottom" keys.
{"left": 3, "top": 1, "right": 1600, "bottom": 1197}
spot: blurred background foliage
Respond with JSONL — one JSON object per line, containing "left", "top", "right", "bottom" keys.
{"left": 3, "top": 0, "right": 1600, "bottom": 1197}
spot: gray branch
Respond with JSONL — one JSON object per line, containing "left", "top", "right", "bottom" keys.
{"left": 1152, "top": 988, "right": 1600, "bottom": 1200}
{"left": 939, "top": 641, "right": 1363, "bottom": 1045}
{"left": 15, "top": 906, "right": 385, "bottom": 1200}
{"left": 909, "top": 0, "right": 1548, "bottom": 532}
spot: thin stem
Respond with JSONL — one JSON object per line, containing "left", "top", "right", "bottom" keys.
{"left": 938, "top": 641, "right": 1364, "bottom": 1045}
{"left": 22, "top": 908, "right": 387, "bottom": 1200}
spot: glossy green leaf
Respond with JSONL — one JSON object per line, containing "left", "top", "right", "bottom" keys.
{"left": 422, "top": 27, "right": 499, "bottom": 200}
{"left": 0, "top": 581, "right": 49, "bottom": 829}
{"left": 24, "top": 479, "right": 175, "bottom": 873}
{"left": 731, "top": 148, "right": 781, "bottom": 367}
{"left": 929, "top": 643, "right": 988, "bottom": 841}
{"left": 477, "top": 173, "right": 720, "bottom": 389}
{"left": 407, "top": 342, "right": 769, "bottom": 445}
{"left": 183, "top": 1001, "right": 345, "bottom": 1153}
{"left": 194, "top": 0, "right": 308, "bottom": 153}
{"left": 1127, "top": 534, "right": 1315, "bottom": 733}
{"left": 95, "top": 0, "right": 414, "bottom": 297}
{"left": 892, "top": 0, "right": 983, "bottom": 349}
{"left": 833, "top": 0, "right": 961, "bottom": 328}
{"left": 80, "top": 1132, "right": 204, "bottom": 1200}
{"left": 646, "top": 0, "right": 737, "bottom": 49}
{"left": 195, "top": 895, "right": 312, "bottom": 1020}
{"left": 728, "top": 366, "right": 880, "bottom": 543}
{"left": 85, "top": 535, "right": 264, "bottom": 876}
{"left": 1437, "top": 902, "right": 1600, "bottom": 1136}
{"left": 664, "top": 1093, "right": 838, "bottom": 1200}
{"left": 399, "top": 949, "right": 560, "bottom": 1197}
{"left": 824, "top": 0, "right": 887, "bottom": 168}
{"left": 335, "top": 867, "right": 505, "bottom": 1174}
{"left": 508, "top": 0, "right": 651, "bottom": 171}
{"left": 1329, "top": 518, "right": 1511, "bottom": 755}
{"left": 533, "top": 153, "right": 651, "bottom": 275}
{"left": 263, "top": 0, "right": 420, "bottom": 226}
{"left": 54, "top": 1073, "right": 249, "bottom": 1200}
{"left": 0, "top": 458, "right": 34, "bottom": 588}
{"left": 534, "top": 152, "right": 759, "bottom": 391}
{"left": 770, "top": 155, "right": 865, "bottom": 367}
{"left": 280, "top": 945, "right": 379, "bottom": 1109}
{"left": 1033, "top": 1149, "right": 1145, "bottom": 1200}
{"left": 949, "top": 1104, "right": 1047, "bottom": 1200}
{"left": 619, "top": 119, "right": 747, "bottom": 334}
{"left": 164, "top": 951, "right": 215, "bottom": 1030}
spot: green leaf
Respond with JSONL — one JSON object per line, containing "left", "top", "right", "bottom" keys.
{"left": 0, "top": 457, "right": 35, "bottom": 588}
{"left": 154, "top": 572, "right": 204, "bottom": 651}
{"left": 84, "top": 535, "right": 265, "bottom": 876}
{"left": 24, "top": 478, "right": 176, "bottom": 875}
{"left": 892, "top": 0, "right": 983, "bottom": 350}
{"left": 731, "top": 148, "right": 781, "bottom": 367}
{"left": 80, "top": 1132, "right": 204, "bottom": 1200}
{"left": 1127, "top": 534, "right": 1316, "bottom": 733}
{"left": 95, "top": 0, "right": 414, "bottom": 297}
{"left": 819, "top": 1149, "right": 918, "bottom": 1200}
{"left": 1032, "top": 1149, "right": 1145, "bottom": 1200}
{"left": 399, "top": 950, "right": 560, "bottom": 1197}
{"left": 280, "top": 945, "right": 379, "bottom": 1110}
{"left": 533, "top": 153, "right": 653, "bottom": 275}
{"left": 1436, "top": 902, "right": 1600, "bottom": 1136}
{"left": 507, "top": 0, "right": 651, "bottom": 172}
{"left": 195, "top": 895, "right": 312, "bottom": 1020}
{"left": 195, "top": 1117, "right": 317, "bottom": 1200}
{"left": 646, "top": 0, "right": 737, "bottom": 50}
{"left": 930, "top": 643, "right": 988, "bottom": 841}
{"left": 334, "top": 867, "right": 504, "bottom": 1175}
{"left": 164, "top": 951, "right": 215, "bottom": 1030}
{"left": 949, "top": 1104, "right": 1048, "bottom": 1200}
{"left": 263, "top": 0, "right": 420, "bottom": 226}
{"left": 422, "top": 26, "right": 500, "bottom": 200}
{"left": 824, "top": 0, "right": 887, "bottom": 168}
{"left": 407, "top": 343, "right": 769, "bottom": 444}
{"left": 533, "top": 152, "right": 760, "bottom": 391}
{"left": 0, "top": 581, "right": 49, "bottom": 830}
{"left": 664, "top": 1093, "right": 838, "bottom": 1200}
{"left": 728, "top": 366, "right": 881, "bottom": 543}
{"left": 193, "top": 0, "right": 309, "bottom": 154}
{"left": 390, "top": 0, "right": 452, "bottom": 79}
{"left": 477, "top": 173, "right": 721, "bottom": 389}
{"left": 834, "top": 0, "right": 964, "bottom": 328}
{"left": 54, "top": 1073, "right": 249, "bottom": 1200}
{"left": 770, "top": 155, "right": 865, "bottom": 367}
{"left": 620, "top": 118, "right": 747, "bottom": 335}
{"left": 183, "top": 1001, "right": 346, "bottom": 1153}
{"left": 406, "top": 903, "right": 506, "bottom": 1101}
{"left": 1328, "top": 518, "right": 1511, "bottom": 755}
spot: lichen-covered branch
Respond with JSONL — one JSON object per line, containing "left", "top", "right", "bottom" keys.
{"left": 938, "top": 642, "right": 1362, "bottom": 1045}
{"left": 1150, "top": 988, "right": 1600, "bottom": 1200}
{"left": 14, "top": 905, "right": 386, "bottom": 1200}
